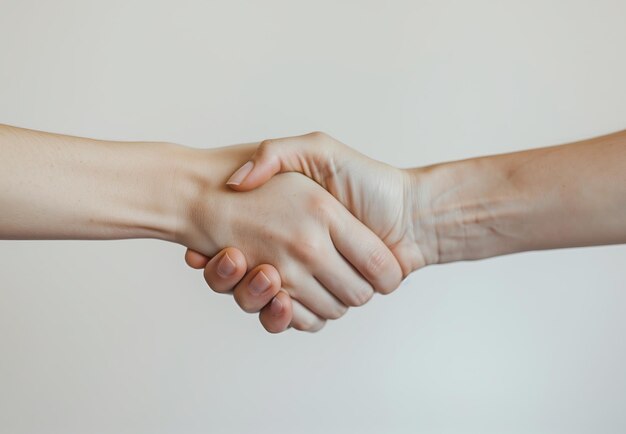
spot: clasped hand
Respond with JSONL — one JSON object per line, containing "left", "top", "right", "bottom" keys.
{"left": 3, "top": 124, "right": 622, "bottom": 333}
{"left": 182, "top": 132, "right": 429, "bottom": 333}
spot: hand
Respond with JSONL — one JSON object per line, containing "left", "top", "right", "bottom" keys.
{"left": 178, "top": 143, "right": 403, "bottom": 332}
{"left": 225, "top": 132, "right": 430, "bottom": 274}
{"left": 185, "top": 248, "right": 290, "bottom": 333}
{"left": 186, "top": 133, "right": 435, "bottom": 333}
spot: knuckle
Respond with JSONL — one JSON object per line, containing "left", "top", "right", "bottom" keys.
{"left": 289, "top": 234, "right": 323, "bottom": 262}
{"left": 315, "top": 202, "right": 336, "bottom": 223}
{"left": 345, "top": 285, "right": 374, "bottom": 307}
{"left": 258, "top": 138, "right": 278, "bottom": 155}
{"left": 378, "top": 280, "right": 399, "bottom": 295}
{"left": 365, "top": 248, "right": 392, "bottom": 279}
{"left": 305, "top": 131, "right": 341, "bottom": 156}
{"left": 326, "top": 304, "right": 349, "bottom": 320}
{"left": 305, "top": 193, "right": 336, "bottom": 223}
{"left": 312, "top": 319, "right": 327, "bottom": 332}
{"left": 291, "top": 316, "right": 314, "bottom": 331}
{"left": 307, "top": 131, "right": 329, "bottom": 142}
{"left": 292, "top": 314, "right": 325, "bottom": 332}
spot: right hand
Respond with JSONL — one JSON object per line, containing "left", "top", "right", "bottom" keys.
{"left": 178, "top": 143, "right": 403, "bottom": 332}
{"left": 186, "top": 133, "right": 437, "bottom": 333}
{"left": 224, "top": 132, "right": 432, "bottom": 275}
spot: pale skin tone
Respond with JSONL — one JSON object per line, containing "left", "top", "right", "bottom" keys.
{"left": 2, "top": 124, "right": 625, "bottom": 333}
{"left": 0, "top": 124, "right": 404, "bottom": 332}
{"left": 188, "top": 130, "right": 626, "bottom": 332}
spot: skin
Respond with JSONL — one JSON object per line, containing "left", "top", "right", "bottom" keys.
{"left": 188, "top": 130, "right": 626, "bottom": 333}
{"left": 0, "top": 124, "right": 404, "bottom": 332}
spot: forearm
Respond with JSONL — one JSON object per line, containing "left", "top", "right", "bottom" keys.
{"left": 411, "top": 130, "right": 626, "bottom": 263}
{"left": 0, "top": 124, "right": 185, "bottom": 242}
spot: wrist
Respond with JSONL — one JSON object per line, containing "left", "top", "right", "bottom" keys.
{"left": 406, "top": 156, "right": 529, "bottom": 265}
{"left": 165, "top": 145, "right": 222, "bottom": 249}
{"left": 166, "top": 143, "right": 260, "bottom": 254}
{"left": 403, "top": 166, "right": 444, "bottom": 267}
{"left": 130, "top": 141, "right": 203, "bottom": 244}
{"left": 76, "top": 139, "right": 196, "bottom": 244}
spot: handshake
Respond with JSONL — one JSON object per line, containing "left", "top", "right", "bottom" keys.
{"left": 180, "top": 132, "right": 431, "bottom": 333}
{"left": 3, "top": 124, "right": 623, "bottom": 333}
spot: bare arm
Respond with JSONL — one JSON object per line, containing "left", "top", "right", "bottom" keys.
{"left": 221, "top": 129, "right": 626, "bottom": 272}
{"left": 0, "top": 124, "right": 182, "bottom": 241}
{"left": 415, "top": 129, "right": 626, "bottom": 263}
{"left": 187, "top": 130, "right": 626, "bottom": 333}
{"left": 0, "top": 124, "right": 404, "bottom": 333}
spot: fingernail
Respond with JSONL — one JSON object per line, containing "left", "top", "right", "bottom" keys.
{"left": 226, "top": 161, "right": 254, "bottom": 186}
{"left": 216, "top": 252, "right": 237, "bottom": 278}
{"left": 249, "top": 270, "right": 271, "bottom": 295}
{"left": 270, "top": 297, "right": 283, "bottom": 316}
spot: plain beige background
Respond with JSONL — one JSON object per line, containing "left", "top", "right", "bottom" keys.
{"left": 1, "top": 1, "right": 625, "bottom": 433}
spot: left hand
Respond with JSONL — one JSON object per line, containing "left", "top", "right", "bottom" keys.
{"left": 181, "top": 140, "right": 403, "bottom": 333}
{"left": 187, "top": 132, "right": 432, "bottom": 333}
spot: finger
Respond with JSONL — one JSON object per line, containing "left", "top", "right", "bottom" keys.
{"left": 284, "top": 274, "right": 348, "bottom": 321}
{"left": 233, "top": 264, "right": 282, "bottom": 313}
{"left": 259, "top": 291, "right": 293, "bottom": 334}
{"left": 330, "top": 208, "right": 403, "bottom": 295}
{"left": 203, "top": 247, "right": 248, "bottom": 294}
{"left": 185, "top": 248, "right": 211, "bottom": 269}
{"left": 226, "top": 131, "right": 337, "bottom": 191}
{"left": 289, "top": 298, "right": 326, "bottom": 333}
{"left": 313, "top": 248, "right": 375, "bottom": 308}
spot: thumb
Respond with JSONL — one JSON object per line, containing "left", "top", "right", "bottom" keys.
{"left": 226, "top": 132, "right": 335, "bottom": 191}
